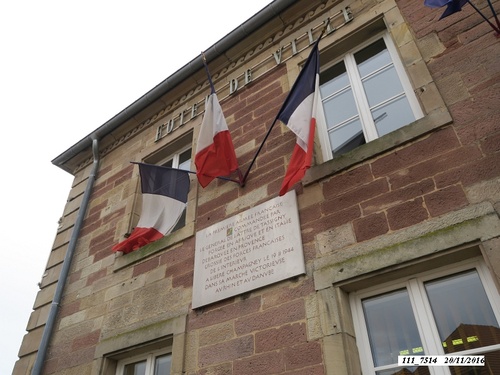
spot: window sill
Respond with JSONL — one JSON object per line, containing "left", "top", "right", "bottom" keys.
{"left": 113, "top": 221, "right": 195, "bottom": 272}
{"left": 304, "top": 109, "right": 453, "bottom": 186}
{"left": 313, "top": 201, "right": 498, "bottom": 291}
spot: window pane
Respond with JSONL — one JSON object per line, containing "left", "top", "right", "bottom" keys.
{"left": 320, "top": 61, "right": 350, "bottom": 98}
{"left": 154, "top": 354, "right": 171, "bottom": 375}
{"left": 158, "top": 149, "right": 190, "bottom": 233}
{"left": 172, "top": 209, "right": 186, "bottom": 232}
{"left": 425, "top": 270, "right": 500, "bottom": 354}
{"left": 355, "top": 39, "right": 391, "bottom": 78}
{"left": 329, "top": 117, "right": 365, "bottom": 157}
{"left": 362, "top": 65, "right": 404, "bottom": 108}
{"left": 449, "top": 349, "right": 500, "bottom": 375}
{"left": 124, "top": 361, "right": 146, "bottom": 375}
{"left": 320, "top": 60, "right": 359, "bottom": 140}
{"left": 322, "top": 88, "right": 358, "bottom": 129}
{"left": 362, "top": 289, "right": 425, "bottom": 367}
{"left": 178, "top": 149, "right": 191, "bottom": 171}
{"left": 371, "top": 95, "right": 415, "bottom": 137}
{"left": 375, "top": 367, "right": 430, "bottom": 375}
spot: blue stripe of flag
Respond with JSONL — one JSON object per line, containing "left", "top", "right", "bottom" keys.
{"left": 276, "top": 39, "right": 320, "bottom": 125}
{"left": 138, "top": 163, "right": 190, "bottom": 203}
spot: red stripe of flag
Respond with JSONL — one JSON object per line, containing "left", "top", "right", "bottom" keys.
{"left": 195, "top": 56, "right": 238, "bottom": 188}
{"left": 195, "top": 92, "right": 238, "bottom": 188}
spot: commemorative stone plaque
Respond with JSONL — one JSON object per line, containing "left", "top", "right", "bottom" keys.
{"left": 192, "top": 190, "right": 305, "bottom": 308}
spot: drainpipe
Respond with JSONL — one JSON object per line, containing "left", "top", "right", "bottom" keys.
{"left": 32, "top": 138, "right": 100, "bottom": 375}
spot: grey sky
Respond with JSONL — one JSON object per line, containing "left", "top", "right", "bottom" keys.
{"left": 0, "top": 1, "right": 272, "bottom": 373}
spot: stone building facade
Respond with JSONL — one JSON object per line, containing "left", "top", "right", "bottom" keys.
{"left": 14, "top": 0, "right": 500, "bottom": 374}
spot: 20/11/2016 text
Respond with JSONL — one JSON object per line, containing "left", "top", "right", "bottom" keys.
{"left": 398, "top": 356, "right": 485, "bottom": 366}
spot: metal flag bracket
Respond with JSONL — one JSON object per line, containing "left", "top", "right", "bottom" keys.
{"left": 468, "top": 0, "right": 500, "bottom": 35}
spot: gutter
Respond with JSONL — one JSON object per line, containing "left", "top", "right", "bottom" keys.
{"left": 51, "top": 0, "right": 299, "bottom": 173}
{"left": 32, "top": 139, "right": 100, "bottom": 375}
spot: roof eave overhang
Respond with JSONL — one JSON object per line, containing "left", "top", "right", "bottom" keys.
{"left": 51, "top": 0, "right": 299, "bottom": 173}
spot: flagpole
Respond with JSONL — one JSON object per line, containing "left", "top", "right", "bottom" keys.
{"left": 240, "top": 117, "right": 279, "bottom": 187}
{"left": 132, "top": 161, "right": 197, "bottom": 174}
{"left": 201, "top": 52, "right": 216, "bottom": 93}
{"left": 131, "top": 162, "right": 242, "bottom": 184}
{"left": 467, "top": 0, "right": 500, "bottom": 34}
{"left": 240, "top": 20, "right": 330, "bottom": 187}
{"left": 486, "top": 0, "right": 500, "bottom": 33}
{"left": 200, "top": 52, "right": 244, "bottom": 186}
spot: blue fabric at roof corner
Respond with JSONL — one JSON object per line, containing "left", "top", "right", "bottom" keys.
{"left": 424, "top": 0, "right": 452, "bottom": 7}
{"left": 440, "top": 0, "right": 468, "bottom": 19}
{"left": 424, "top": 0, "right": 469, "bottom": 19}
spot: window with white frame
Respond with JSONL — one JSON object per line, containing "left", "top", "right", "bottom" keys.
{"left": 350, "top": 258, "right": 500, "bottom": 375}
{"left": 318, "top": 33, "right": 423, "bottom": 160}
{"left": 160, "top": 146, "right": 192, "bottom": 171}
{"left": 157, "top": 145, "right": 192, "bottom": 232}
{"left": 116, "top": 349, "right": 171, "bottom": 375}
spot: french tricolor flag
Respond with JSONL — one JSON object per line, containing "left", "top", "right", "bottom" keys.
{"left": 277, "top": 37, "right": 321, "bottom": 196}
{"left": 112, "top": 163, "right": 190, "bottom": 254}
{"left": 195, "top": 56, "right": 239, "bottom": 188}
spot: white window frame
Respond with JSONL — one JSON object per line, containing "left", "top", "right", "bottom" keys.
{"left": 158, "top": 144, "right": 192, "bottom": 171}
{"left": 350, "top": 257, "right": 500, "bottom": 375}
{"left": 115, "top": 348, "right": 171, "bottom": 375}
{"left": 317, "top": 32, "right": 424, "bottom": 162}
{"left": 155, "top": 144, "right": 192, "bottom": 232}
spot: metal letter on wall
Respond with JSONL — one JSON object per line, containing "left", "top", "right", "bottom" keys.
{"left": 192, "top": 191, "right": 305, "bottom": 308}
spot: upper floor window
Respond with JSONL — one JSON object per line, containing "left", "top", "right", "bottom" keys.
{"left": 350, "top": 259, "right": 500, "bottom": 374}
{"left": 318, "top": 33, "right": 423, "bottom": 160}
{"left": 157, "top": 145, "right": 192, "bottom": 232}
{"left": 116, "top": 350, "right": 171, "bottom": 375}
{"left": 161, "top": 146, "right": 192, "bottom": 171}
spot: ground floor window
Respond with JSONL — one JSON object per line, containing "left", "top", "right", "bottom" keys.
{"left": 350, "top": 258, "right": 500, "bottom": 374}
{"left": 116, "top": 350, "right": 171, "bottom": 375}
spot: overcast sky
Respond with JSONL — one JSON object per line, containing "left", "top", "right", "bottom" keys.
{"left": 0, "top": 1, "right": 272, "bottom": 373}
